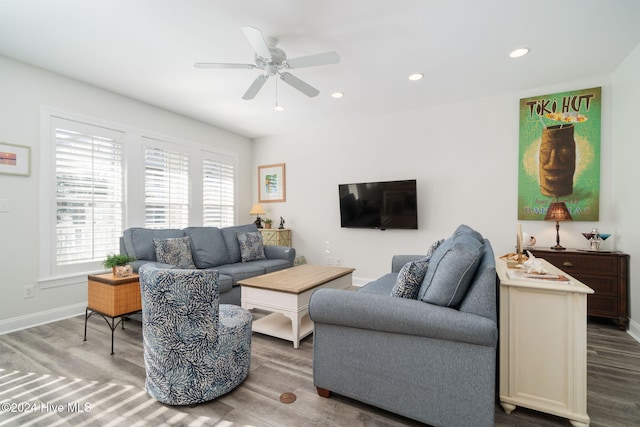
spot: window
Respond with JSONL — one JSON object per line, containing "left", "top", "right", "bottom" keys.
{"left": 53, "top": 117, "right": 124, "bottom": 267}
{"left": 203, "top": 152, "right": 235, "bottom": 227}
{"left": 144, "top": 140, "right": 189, "bottom": 229}
{"left": 42, "top": 110, "right": 239, "bottom": 281}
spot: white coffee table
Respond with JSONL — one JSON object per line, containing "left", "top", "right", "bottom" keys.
{"left": 238, "top": 264, "right": 354, "bottom": 348}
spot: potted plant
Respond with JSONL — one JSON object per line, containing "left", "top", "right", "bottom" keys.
{"left": 103, "top": 253, "right": 136, "bottom": 277}
{"left": 264, "top": 218, "right": 273, "bottom": 229}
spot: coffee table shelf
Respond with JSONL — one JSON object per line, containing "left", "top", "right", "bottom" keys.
{"left": 238, "top": 265, "right": 354, "bottom": 348}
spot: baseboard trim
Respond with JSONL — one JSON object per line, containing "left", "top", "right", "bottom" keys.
{"left": 628, "top": 318, "right": 640, "bottom": 344}
{"left": 0, "top": 303, "right": 86, "bottom": 335}
{"left": 352, "top": 276, "right": 373, "bottom": 287}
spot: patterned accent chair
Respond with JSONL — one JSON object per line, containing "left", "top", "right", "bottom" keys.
{"left": 139, "top": 265, "right": 252, "bottom": 405}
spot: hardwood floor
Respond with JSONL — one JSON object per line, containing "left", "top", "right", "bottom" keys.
{"left": 1, "top": 314, "right": 639, "bottom": 426}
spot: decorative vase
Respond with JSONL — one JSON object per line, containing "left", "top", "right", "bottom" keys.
{"left": 114, "top": 264, "right": 133, "bottom": 277}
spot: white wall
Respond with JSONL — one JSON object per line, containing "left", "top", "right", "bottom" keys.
{"left": 252, "top": 77, "right": 618, "bottom": 287}
{"left": 612, "top": 43, "right": 640, "bottom": 340}
{"left": 0, "top": 56, "right": 252, "bottom": 332}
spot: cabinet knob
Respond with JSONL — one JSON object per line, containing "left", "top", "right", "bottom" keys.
{"left": 562, "top": 261, "right": 574, "bottom": 267}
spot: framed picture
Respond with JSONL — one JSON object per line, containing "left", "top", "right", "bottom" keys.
{"left": 0, "top": 142, "right": 31, "bottom": 176}
{"left": 258, "top": 163, "right": 286, "bottom": 203}
{"left": 517, "top": 87, "right": 601, "bottom": 221}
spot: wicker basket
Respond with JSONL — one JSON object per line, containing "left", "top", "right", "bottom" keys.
{"left": 87, "top": 273, "right": 141, "bottom": 317}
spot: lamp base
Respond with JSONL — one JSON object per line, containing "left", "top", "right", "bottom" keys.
{"left": 550, "top": 244, "right": 566, "bottom": 250}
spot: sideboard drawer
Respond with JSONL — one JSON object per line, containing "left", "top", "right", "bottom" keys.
{"left": 527, "top": 247, "right": 629, "bottom": 330}
{"left": 538, "top": 252, "right": 618, "bottom": 276}
{"left": 570, "top": 274, "right": 618, "bottom": 296}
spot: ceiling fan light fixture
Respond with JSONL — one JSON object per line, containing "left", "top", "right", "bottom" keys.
{"left": 274, "top": 104, "right": 285, "bottom": 112}
{"left": 408, "top": 73, "right": 424, "bottom": 81}
{"left": 331, "top": 92, "right": 344, "bottom": 98}
{"left": 509, "top": 47, "right": 530, "bottom": 58}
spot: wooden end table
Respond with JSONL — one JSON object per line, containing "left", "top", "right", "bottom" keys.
{"left": 84, "top": 272, "right": 141, "bottom": 355}
{"left": 238, "top": 264, "right": 354, "bottom": 349}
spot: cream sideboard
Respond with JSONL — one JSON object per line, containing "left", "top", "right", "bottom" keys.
{"left": 496, "top": 258, "right": 594, "bottom": 427}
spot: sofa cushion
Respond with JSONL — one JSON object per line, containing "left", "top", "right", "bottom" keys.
{"left": 215, "top": 263, "right": 266, "bottom": 283}
{"left": 418, "top": 233, "right": 483, "bottom": 307}
{"left": 237, "top": 231, "right": 266, "bottom": 262}
{"left": 452, "top": 224, "right": 484, "bottom": 242}
{"left": 390, "top": 258, "right": 430, "bottom": 299}
{"left": 221, "top": 224, "right": 260, "bottom": 263}
{"left": 123, "top": 227, "right": 185, "bottom": 261}
{"left": 358, "top": 273, "right": 397, "bottom": 296}
{"left": 184, "top": 227, "right": 231, "bottom": 268}
{"left": 153, "top": 236, "right": 197, "bottom": 269}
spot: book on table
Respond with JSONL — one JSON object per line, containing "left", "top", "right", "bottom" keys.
{"left": 505, "top": 268, "right": 571, "bottom": 284}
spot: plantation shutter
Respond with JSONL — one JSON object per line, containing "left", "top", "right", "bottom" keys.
{"left": 203, "top": 153, "right": 235, "bottom": 227}
{"left": 144, "top": 142, "right": 189, "bottom": 229}
{"left": 54, "top": 118, "right": 124, "bottom": 265}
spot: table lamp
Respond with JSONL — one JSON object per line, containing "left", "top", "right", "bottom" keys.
{"left": 249, "top": 203, "right": 266, "bottom": 228}
{"left": 544, "top": 201, "right": 572, "bottom": 250}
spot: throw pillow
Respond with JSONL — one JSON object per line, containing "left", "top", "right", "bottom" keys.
{"left": 153, "top": 236, "right": 196, "bottom": 269}
{"left": 419, "top": 234, "right": 483, "bottom": 307}
{"left": 237, "top": 231, "right": 266, "bottom": 262}
{"left": 426, "top": 238, "right": 445, "bottom": 257}
{"left": 390, "top": 258, "right": 430, "bottom": 299}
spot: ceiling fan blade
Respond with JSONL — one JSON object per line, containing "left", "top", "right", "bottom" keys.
{"left": 285, "top": 51, "right": 340, "bottom": 69}
{"left": 194, "top": 62, "right": 256, "bottom": 69}
{"left": 279, "top": 72, "right": 320, "bottom": 97}
{"left": 242, "top": 74, "right": 269, "bottom": 100}
{"left": 241, "top": 26, "right": 272, "bottom": 61}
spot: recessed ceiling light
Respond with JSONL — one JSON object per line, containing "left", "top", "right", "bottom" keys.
{"left": 509, "top": 47, "right": 530, "bottom": 58}
{"left": 408, "top": 73, "right": 424, "bottom": 81}
{"left": 331, "top": 92, "right": 344, "bottom": 98}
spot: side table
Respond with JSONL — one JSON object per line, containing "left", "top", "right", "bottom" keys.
{"left": 84, "top": 272, "right": 141, "bottom": 355}
{"left": 260, "top": 228, "right": 292, "bottom": 246}
{"left": 497, "top": 258, "right": 593, "bottom": 427}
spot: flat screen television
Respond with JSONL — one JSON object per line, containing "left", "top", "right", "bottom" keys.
{"left": 339, "top": 179, "right": 418, "bottom": 230}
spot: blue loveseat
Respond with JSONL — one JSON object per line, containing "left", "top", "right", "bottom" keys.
{"left": 120, "top": 224, "right": 295, "bottom": 305}
{"left": 309, "top": 225, "right": 498, "bottom": 426}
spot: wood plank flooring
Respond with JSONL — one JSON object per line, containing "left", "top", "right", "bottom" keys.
{"left": 1, "top": 314, "right": 639, "bottom": 426}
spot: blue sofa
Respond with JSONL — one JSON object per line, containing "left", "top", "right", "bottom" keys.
{"left": 120, "top": 224, "right": 295, "bottom": 305}
{"left": 308, "top": 225, "right": 498, "bottom": 426}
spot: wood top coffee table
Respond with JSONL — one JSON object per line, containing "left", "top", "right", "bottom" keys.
{"left": 237, "top": 264, "right": 354, "bottom": 349}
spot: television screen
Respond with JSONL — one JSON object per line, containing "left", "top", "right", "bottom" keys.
{"left": 339, "top": 179, "right": 418, "bottom": 230}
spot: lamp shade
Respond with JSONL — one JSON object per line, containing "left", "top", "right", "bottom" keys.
{"left": 249, "top": 203, "right": 266, "bottom": 215}
{"left": 544, "top": 202, "right": 572, "bottom": 222}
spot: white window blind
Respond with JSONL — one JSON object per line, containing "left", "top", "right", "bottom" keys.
{"left": 203, "top": 153, "right": 235, "bottom": 227}
{"left": 144, "top": 142, "right": 189, "bottom": 229}
{"left": 54, "top": 118, "right": 124, "bottom": 266}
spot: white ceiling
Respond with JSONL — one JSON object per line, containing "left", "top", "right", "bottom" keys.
{"left": 1, "top": 0, "right": 640, "bottom": 139}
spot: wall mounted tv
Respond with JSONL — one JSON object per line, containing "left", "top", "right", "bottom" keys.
{"left": 339, "top": 179, "right": 418, "bottom": 230}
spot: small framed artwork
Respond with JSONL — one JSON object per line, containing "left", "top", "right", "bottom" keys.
{"left": 0, "top": 142, "right": 31, "bottom": 176}
{"left": 258, "top": 163, "right": 286, "bottom": 203}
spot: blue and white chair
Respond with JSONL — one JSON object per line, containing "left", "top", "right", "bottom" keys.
{"left": 139, "top": 265, "right": 252, "bottom": 405}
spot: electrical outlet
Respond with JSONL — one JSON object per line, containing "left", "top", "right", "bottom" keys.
{"left": 24, "top": 284, "right": 34, "bottom": 298}
{"left": 335, "top": 258, "right": 341, "bottom": 266}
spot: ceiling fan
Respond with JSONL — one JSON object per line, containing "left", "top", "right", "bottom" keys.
{"left": 194, "top": 26, "right": 340, "bottom": 100}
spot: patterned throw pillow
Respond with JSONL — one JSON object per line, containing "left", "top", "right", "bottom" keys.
{"left": 237, "top": 232, "right": 266, "bottom": 262}
{"left": 153, "top": 236, "right": 196, "bottom": 269}
{"left": 390, "top": 258, "right": 430, "bottom": 299}
{"left": 427, "top": 238, "right": 445, "bottom": 257}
